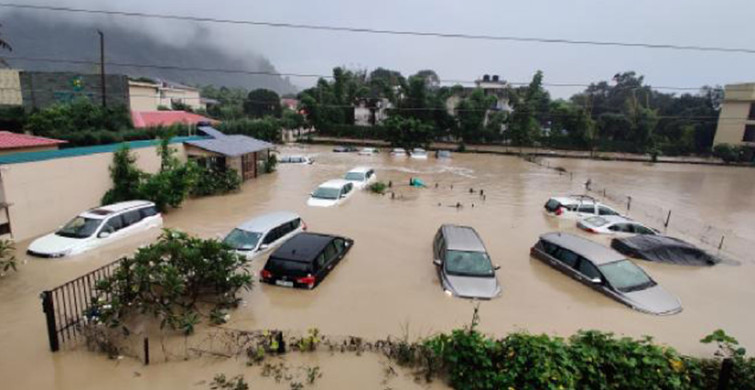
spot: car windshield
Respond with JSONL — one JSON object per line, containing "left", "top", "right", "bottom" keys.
{"left": 223, "top": 229, "right": 262, "bottom": 251}
{"left": 344, "top": 172, "right": 365, "bottom": 181}
{"left": 585, "top": 216, "right": 609, "bottom": 226}
{"left": 312, "top": 186, "right": 341, "bottom": 200}
{"left": 56, "top": 216, "right": 103, "bottom": 239}
{"left": 599, "top": 260, "right": 656, "bottom": 292}
{"left": 445, "top": 250, "right": 495, "bottom": 277}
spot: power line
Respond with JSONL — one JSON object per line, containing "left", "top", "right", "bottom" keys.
{"left": 2, "top": 3, "right": 755, "bottom": 55}
{"left": 7, "top": 56, "right": 723, "bottom": 92}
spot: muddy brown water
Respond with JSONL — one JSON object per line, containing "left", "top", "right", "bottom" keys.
{"left": 1, "top": 144, "right": 754, "bottom": 389}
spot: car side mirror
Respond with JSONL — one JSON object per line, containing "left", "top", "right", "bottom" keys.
{"left": 98, "top": 231, "right": 111, "bottom": 239}
{"left": 259, "top": 244, "right": 269, "bottom": 251}
{"left": 433, "top": 259, "right": 442, "bottom": 266}
{"left": 494, "top": 265, "right": 501, "bottom": 271}
{"left": 340, "top": 194, "right": 347, "bottom": 198}
{"left": 590, "top": 277, "right": 602, "bottom": 284}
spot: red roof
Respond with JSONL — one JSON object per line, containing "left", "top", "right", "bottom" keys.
{"left": 0, "top": 131, "right": 67, "bottom": 150}
{"left": 131, "top": 110, "right": 219, "bottom": 128}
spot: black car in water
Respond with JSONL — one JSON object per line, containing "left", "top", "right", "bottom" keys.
{"left": 260, "top": 232, "right": 354, "bottom": 289}
{"left": 333, "top": 145, "right": 358, "bottom": 153}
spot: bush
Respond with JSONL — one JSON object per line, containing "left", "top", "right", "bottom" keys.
{"left": 25, "top": 98, "right": 132, "bottom": 136}
{"left": 0, "top": 239, "right": 17, "bottom": 276}
{"left": 368, "top": 181, "right": 387, "bottom": 194}
{"left": 713, "top": 144, "right": 740, "bottom": 163}
{"left": 91, "top": 229, "right": 253, "bottom": 335}
{"left": 191, "top": 167, "right": 241, "bottom": 197}
{"left": 263, "top": 153, "right": 277, "bottom": 173}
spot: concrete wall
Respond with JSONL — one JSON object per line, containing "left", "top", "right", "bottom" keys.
{"left": 129, "top": 83, "right": 160, "bottom": 111}
{"left": 713, "top": 83, "right": 755, "bottom": 146}
{"left": 20, "top": 71, "right": 131, "bottom": 111}
{"left": 0, "top": 69, "right": 22, "bottom": 106}
{"left": 0, "top": 145, "right": 59, "bottom": 156}
{"left": 0, "top": 143, "right": 185, "bottom": 242}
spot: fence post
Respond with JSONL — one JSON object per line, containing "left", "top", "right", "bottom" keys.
{"left": 143, "top": 337, "right": 150, "bottom": 365}
{"left": 718, "top": 358, "right": 733, "bottom": 390}
{"left": 627, "top": 196, "right": 632, "bottom": 213}
{"left": 718, "top": 236, "right": 725, "bottom": 250}
{"left": 665, "top": 210, "right": 672, "bottom": 228}
{"left": 41, "top": 291, "right": 59, "bottom": 352}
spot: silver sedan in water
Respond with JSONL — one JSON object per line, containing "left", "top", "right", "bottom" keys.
{"left": 531, "top": 232, "right": 682, "bottom": 315}
{"left": 432, "top": 224, "right": 501, "bottom": 299}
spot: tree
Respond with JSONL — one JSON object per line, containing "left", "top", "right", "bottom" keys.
{"left": 507, "top": 71, "right": 547, "bottom": 146}
{"left": 243, "top": 89, "right": 282, "bottom": 118}
{"left": 413, "top": 69, "right": 440, "bottom": 90}
{"left": 101, "top": 145, "right": 143, "bottom": 205}
{"left": 383, "top": 116, "right": 434, "bottom": 150}
{"left": 455, "top": 89, "right": 496, "bottom": 144}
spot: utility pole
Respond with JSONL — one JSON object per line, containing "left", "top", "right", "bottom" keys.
{"left": 97, "top": 30, "right": 106, "bottom": 107}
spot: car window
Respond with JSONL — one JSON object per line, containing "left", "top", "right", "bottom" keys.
{"left": 56, "top": 217, "right": 103, "bottom": 238}
{"left": 598, "top": 206, "right": 619, "bottom": 216}
{"left": 544, "top": 199, "right": 561, "bottom": 212}
{"left": 324, "top": 242, "right": 338, "bottom": 261}
{"left": 103, "top": 215, "right": 124, "bottom": 232}
{"left": 577, "top": 258, "right": 602, "bottom": 280}
{"left": 263, "top": 228, "right": 281, "bottom": 245}
{"left": 577, "top": 204, "right": 596, "bottom": 214}
{"left": 633, "top": 225, "right": 655, "bottom": 235}
{"left": 554, "top": 247, "right": 579, "bottom": 267}
{"left": 316, "top": 253, "right": 327, "bottom": 269}
{"left": 223, "top": 229, "right": 262, "bottom": 251}
{"left": 122, "top": 210, "right": 142, "bottom": 227}
{"left": 540, "top": 240, "right": 558, "bottom": 256}
{"left": 266, "top": 258, "right": 311, "bottom": 277}
{"left": 444, "top": 250, "right": 494, "bottom": 277}
{"left": 277, "top": 222, "right": 292, "bottom": 237}
{"left": 140, "top": 206, "right": 158, "bottom": 218}
{"left": 333, "top": 238, "right": 345, "bottom": 253}
{"left": 599, "top": 260, "right": 655, "bottom": 292}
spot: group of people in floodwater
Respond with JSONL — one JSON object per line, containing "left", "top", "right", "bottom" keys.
{"left": 384, "top": 177, "right": 487, "bottom": 209}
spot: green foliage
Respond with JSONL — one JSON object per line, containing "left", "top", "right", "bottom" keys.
{"left": 210, "top": 374, "right": 249, "bottom": 390}
{"left": 170, "top": 100, "right": 194, "bottom": 112}
{"left": 244, "top": 88, "right": 282, "bottom": 118}
{"left": 92, "top": 229, "right": 253, "bottom": 335}
{"left": 101, "top": 145, "right": 143, "bottom": 206}
{"left": 0, "top": 106, "right": 26, "bottom": 132}
{"left": 0, "top": 239, "right": 17, "bottom": 275}
{"left": 368, "top": 181, "right": 388, "bottom": 194}
{"left": 201, "top": 85, "right": 248, "bottom": 120}
{"left": 263, "top": 153, "right": 277, "bottom": 174}
{"left": 455, "top": 89, "right": 498, "bottom": 144}
{"left": 383, "top": 116, "right": 434, "bottom": 150}
{"left": 218, "top": 117, "right": 282, "bottom": 143}
{"left": 25, "top": 98, "right": 132, "bottom": 136}
{"left": 281, "top": 109, "right": 306, "bottom": 130}
{"left": 138, "top": 161, "right": 199, "bottom": 212}
{"left": 191, "top": 167, "right": 241, "bottom": 197}
{"left": 713, "top": 143, "right": 745, "bottom": 163}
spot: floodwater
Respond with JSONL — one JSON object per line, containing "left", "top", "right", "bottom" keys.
{"left": 1, "top": 144, "right": 754, "bottom": 389}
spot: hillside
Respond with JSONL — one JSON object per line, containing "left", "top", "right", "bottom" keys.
{"left": 1, "top": 12, "right": 297, "bottom": 94}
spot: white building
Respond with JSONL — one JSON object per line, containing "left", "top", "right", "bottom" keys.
{"left": 128, "top": 79, "right": 205, "bottom": 112}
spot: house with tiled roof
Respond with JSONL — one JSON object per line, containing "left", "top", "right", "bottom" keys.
{"left": 131, "top": 110, "right": 218, "bottom": 128}
{"left": 0, "top": 131, "right": 66, "bottom": 155}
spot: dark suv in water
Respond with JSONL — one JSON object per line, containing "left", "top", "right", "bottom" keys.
{"left": 260, "top": 232, "right": 353, "bottom": 289}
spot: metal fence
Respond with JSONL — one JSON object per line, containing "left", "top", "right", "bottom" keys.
{"left": 586, "top": 183, "right": 752, "bottom": 264}
{"left": 40, "top": 259, "right": 122, "bottom": 352}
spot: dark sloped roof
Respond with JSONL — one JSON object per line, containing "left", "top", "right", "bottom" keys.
{"left": 185, "top": 134, "right": 274, "bottom": 157}
{"left": 611, "top": 235, "right": 720, "bottom": 266}
{"left": 197, "top": 125, "right": 228, "bottom": 139}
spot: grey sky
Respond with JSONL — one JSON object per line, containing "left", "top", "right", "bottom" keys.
{"left": 12, "top": 0, "right": 755, "bottom": 97}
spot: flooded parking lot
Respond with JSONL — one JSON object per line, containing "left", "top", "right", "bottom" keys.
{"left": 1, "top": 144, "right": 754, "bottom": 388}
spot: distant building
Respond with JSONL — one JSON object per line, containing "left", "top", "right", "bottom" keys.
{"left": 714, "top": 83, "right": 755, "bottom": 147}
{"left": 474, "top": 74, "right": 511, "bottom": 112}
{"left": 128, "top": 79, "right": 205, "bottom": 111}
{"left": 280, "top": 98, "right": 298, "bottom": 111}
{"left": 131, "top": 110, "right": 218, "bottom": 128}
{"left": 354, "top": 98, "right": 392, "bottom": 126}
{"left": 0, "top": 131, "right": 66, "bottom": 155}
{"left": 19, "top": 71, "right": 130, "bottom": 110}
{"left": 0, "top": 69, "right": 22, "bottom": 106}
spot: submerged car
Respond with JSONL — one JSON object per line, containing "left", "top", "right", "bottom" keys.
{"left": 260, "top": 232, "right": 354, "bottom": 289}
{"left": 307, "top": 179, "right": 355, "bottom": 207}
{"left": 435, "top": 150, "right": 452, "bottom": 159}
{"left": 27, "top": 201, "right": 162, "bottom": 258}
{"left": 278, "top": 155, "right": 313, "bottom": 165}
{"left": 222, "top": 211, "right": 306, "bottom": 260}
{"left": 611, "top": 235, "right": 720, "bottom": 266}
{"left": 411, "top": 148, "right": 428, "bottom": 159}
{"left": 577, "top": 215, "right": 658, "bottom": 236}
{"left": 544, "top": 195, "right": 622, "bottom": 219}
{"left": 390, "top": 148, "right": 407, "bottom": 157}
{"left": 333, "top": 146, "right": 358, "bottom": 153}
{"left": 343, "top": 166, "right": 377, "bottom": 189}
{"left": 432, "top": 224, "right": 501, "bottom": 299}
{"left": 531, "top": 232, "right": 682, "bottom": 315}
{"left": 358, "top": 147, "right": 379, "bottom": 155}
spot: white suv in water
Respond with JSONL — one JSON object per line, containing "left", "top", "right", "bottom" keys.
{"left": 27, "top": 201, "right": 163, "bottom": 258}
{"left": 544, "top": 195, "right": 622, "bottom": 219}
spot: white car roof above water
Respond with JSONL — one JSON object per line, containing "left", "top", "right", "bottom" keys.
{"left": 583, "top": 215, "right": 634, "bottom": 225}
{"left": 82, "top": 200, "right": 156, "bottom": 219}
{"left": 552, "top": 195, "right": 597, "bottom": 205}
{"left": 318, "top": 179, "right": 351, "bottom": 188}
{"left": 347, "top": 166, "right": 372, "bottom": 174}
{"left": 237, "top": 211, "right": 300, "bottom": 233}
